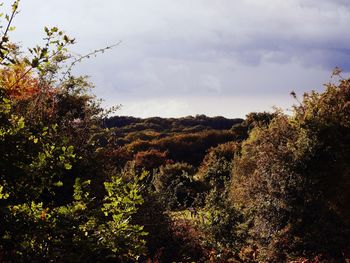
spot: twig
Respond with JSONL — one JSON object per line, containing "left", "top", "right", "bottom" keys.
{"left": 8, "top": 41, "right": 70, "bottom": 90}
{"left": 0, "top": 1, "right": 20, "bottom": 64}
{"left": 59, "top": 41, "right": 122, "bottom": 84}
{"left": 0, "top": 1, "right": 18, "bottom": 48}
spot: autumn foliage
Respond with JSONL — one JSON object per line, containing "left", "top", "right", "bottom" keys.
{"left": 0, "top": 62, "right": 39, "bottom": 100}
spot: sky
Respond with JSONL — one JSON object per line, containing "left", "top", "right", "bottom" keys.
{"left": 6, "top": 0, "right": 350, "bottom": 118}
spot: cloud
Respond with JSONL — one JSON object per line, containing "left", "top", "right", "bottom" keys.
{"left": 13, "top": 0, "right": 350, "bottom": 69}
{"left": 7, "top": 0, "right": 350, "bottom": 117}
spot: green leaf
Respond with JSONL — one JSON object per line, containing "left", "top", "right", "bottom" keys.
{"left": 64, "top": 163, "right": 72, "bottom": 170}
{"left": 53, "top": 181, "right": 63, "bottom": 187}
{"left": 0, "top": 185, "right": 9, "bottom": 199}
{"left": 17, "top": 117, "right": 25, "bottom": 129}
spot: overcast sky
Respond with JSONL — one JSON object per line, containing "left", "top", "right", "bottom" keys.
{"left": 7, "top": 0, "right": 350, "bottom": 117}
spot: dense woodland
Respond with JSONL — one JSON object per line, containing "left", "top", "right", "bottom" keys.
{"left": 1, "top": 1, "right": 350, "bottom": 262}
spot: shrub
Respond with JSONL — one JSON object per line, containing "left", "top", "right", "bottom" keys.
{"left": 202, "top": 185, "right": 247, "bottom": 261}
{"left": 0, "top": 2, "right": 147, "bottom": 261}
{"left": 153, "top": 163, "right": 196, "bottom": 209}
{"left": 231, "top": 75, "right": 350, "bottom": 261}
{"left": 196, "top": 142, "right": 239, "bottom": 188}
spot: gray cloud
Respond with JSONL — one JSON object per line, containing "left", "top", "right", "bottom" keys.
{"left": 5, "top": 0, "right": 350, "bottom": 117}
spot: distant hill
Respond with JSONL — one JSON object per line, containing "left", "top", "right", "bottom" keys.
{"left": 103, "top": 115, "right": 246, "bottom": 168}
{"left": 104, "top": 115, "right": 244, "bottom": 133}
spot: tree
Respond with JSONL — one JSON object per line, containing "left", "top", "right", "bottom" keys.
{"left": 231, "top": 74, "right": 350, "bottom": 261}
{"left": 153, "top": 162, "right": 196, "bottom": 209}
{"left": 0, "top": 1, "right": 146, "bottom": 261}
{"left": 196, "top": 142, "right": 239, "bottom": 189}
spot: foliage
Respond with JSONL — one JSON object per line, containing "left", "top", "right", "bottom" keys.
{"left": 153, "top": 163, "right": 197, "bottom": 210}
{"left": 131, "top": 190, "right": 176, "bottom": 262}
{"left": 231, "top": 76, "right": 350, "bottom": 261}
{"left": 230, "top": 111, "right": 277, "bottom": 141}
{"left": 0, "top": 177, "right": 146, "bottom": 262}
{"left": 196, "top": 142, "right": 239, "bottom": 188}
{"left": 168, "top": 212, "right": 208, "bottom": 262}
{"left": 0, "top": 1, "right": 146, "bottom": 261}
{"left": 202, "top": 185, "right": 247, "bottom": 261}
{"left": 119, "top": 130, "right": 241, "bottom": 167}
{"left": 134, "top": 149, "right": 168, "bottom": 171}
{"left": 105, "top": 115, "right": 243, "bottom": 132}
{"left": 0, "top": 89, "right": 75, "bottom": 204}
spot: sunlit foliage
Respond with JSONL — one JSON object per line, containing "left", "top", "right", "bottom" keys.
{"left": 231, "top": 75, "right": 350, "bottom": 261}
{"left": 0, "top": 1, "right": 146, "bottom": 261}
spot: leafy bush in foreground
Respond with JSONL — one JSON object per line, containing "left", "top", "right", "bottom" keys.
{"left": 231, "top": 75, "right": 350, "bottom": 261}
{"left": 0, "top": 1, "right": 146, "bottom": 261}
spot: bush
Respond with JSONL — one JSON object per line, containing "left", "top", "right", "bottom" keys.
{"left": 196, "top": 142, "right": 239, "bottom": 188}
{"left": 231, "top": 75, "right": 350, "bottom": 261}
{"left": 202, "top": 184, "right": 247, "bottom": 261}
{"left": 0, "top": 2, "right": 147, "bottom": 261}
{"left": 153, "top": 163, "right": 197, "bottom": 209}
{"left": 134, "top": 149, "right": 168, "bottom": 171}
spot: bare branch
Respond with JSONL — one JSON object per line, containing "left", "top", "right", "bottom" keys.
{"left": 59, "top": 41, "right": 122, "bottom": 84}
